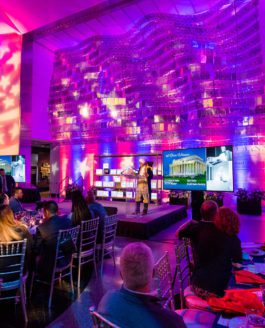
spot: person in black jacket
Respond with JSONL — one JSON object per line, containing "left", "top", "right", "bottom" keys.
{"left": 33, "top": 201, "right": 72, "bottom": 280}
{"left": 177, "top": 200, "right": 242, "bottom": 298}
{"left": 146, "top": 161, "right": 154, "bottom": 203}
{"left": 0, "top": 169, "right": 15, "bottom": 197}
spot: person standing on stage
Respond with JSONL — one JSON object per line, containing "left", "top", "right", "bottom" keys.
{"left": 134, "top": 159, "right": 149, "bottom": 215}
{"left": 0, "top": 169, "right": 16, "bottom": 197}
{"left": 147, "top": 162, "right": 154, "bottom": 203}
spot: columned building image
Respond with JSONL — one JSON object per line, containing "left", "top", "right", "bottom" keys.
{"left": 169, "top": 155, "right": 206, "bottom": 177}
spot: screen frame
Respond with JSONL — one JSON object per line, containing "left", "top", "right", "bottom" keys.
{"left": 0, "top": 155, "right": 26, "bottom": 183}
{"left": 162, "top": 145, "right": 234, "bottom": 192}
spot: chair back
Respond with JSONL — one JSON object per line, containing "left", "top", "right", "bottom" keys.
{"left": 78, "top": 218, "right": 99, "bottom": 257}
{"left": 154, "top": 251, "right": 175, "bottom": 310}
{"left": 53, "top": 226, "right": 80, "bottom": 273}
{"left": 102, "top": 215, "right": 118, "bottom": 251}
{"left": 0, "top": 239, "right": 27, "bottom": 291}
{"left": 89, "top": 307, "right": 120, "bottom": 328}
{"left": 183, "top": 237, "right": 195, "bottom": 272}
{"left": 175, "top": 240, "right": 192, "bottom": 308}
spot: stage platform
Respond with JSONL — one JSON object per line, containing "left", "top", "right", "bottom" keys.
{"left": 115, "top": 203, "right": 187, "bottom": 239}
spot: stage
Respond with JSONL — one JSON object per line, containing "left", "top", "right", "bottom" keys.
{"left": 116, "top": 203, "right": 187, "bottom": 239}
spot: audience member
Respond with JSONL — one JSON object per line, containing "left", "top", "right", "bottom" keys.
{"left": 98, "top": 242, "right": 186, "bottom": 328}
{"left": 0, "top": 168, "right": 16, "bottom": 197}
{"left": 33, "top": 201, "right": 72, "bottom": 280}
{"left": 86, "top": 190, "right": 107, "bottom": 243}
{"left": 0, "top": 205, "right": 32, "bottom": 271}
{"left": 178, "top": 200, "right": 241, "bottom": 298}
{"left": 9, "top": 188, "right": 25, "bottom": 214}
{"left": 0, "top": 192, "right": 9, "bottom": 206}
{"left": 215, "top": 206, "right": 242, "bottom": 268}
{"left": 68, "top": 189, "right": 94, "bottom": 226}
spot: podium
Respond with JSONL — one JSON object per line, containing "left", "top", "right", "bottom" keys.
{"left": 122, "top": 173, "right": 140, "bottom": 217}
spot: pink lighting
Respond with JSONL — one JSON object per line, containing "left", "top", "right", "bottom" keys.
{"left": 0, "top": 33, "right": 21, "bottom": 155}
{"left": 79, "top": 103, "right": 90, "bottom": 118}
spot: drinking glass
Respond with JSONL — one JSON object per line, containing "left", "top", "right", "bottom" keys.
{"left": 246, "top": 314, "right": 265, "bottom": 328}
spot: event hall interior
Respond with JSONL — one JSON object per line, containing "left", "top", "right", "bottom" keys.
{"left": 1, "top": 0, "right": 265, "bottom": 327}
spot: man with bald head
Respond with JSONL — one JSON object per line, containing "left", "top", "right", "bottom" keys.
{"left": 98, "top": 242, "right": 186, "bottom": 328}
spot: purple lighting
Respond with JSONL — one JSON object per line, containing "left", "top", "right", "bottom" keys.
{"left": 48, "top": 0, "right": 264, "bottom": 150}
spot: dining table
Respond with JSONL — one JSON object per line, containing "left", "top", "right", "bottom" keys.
{"left": 213, "top": 242, "right": 265, "bottom": 328}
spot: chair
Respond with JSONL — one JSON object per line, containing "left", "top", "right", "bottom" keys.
{"left": 89, "top": 306, "right": 120, "bottom": 328}
{"left": 174, "top": 241, "right": 211, "bottom": 311}
{"left": 154, "top": 251, "right": 175, "bottom": 310}
{"left": 183, "top": 237, "right": 195, "bottom": 273}
{"left": 98, "top": 215, "right": 118, "bottom": 276}
{"left": 73, "top": 218, "right": 99, "bottom": 289}
{"left": 31, "top": 226, "right": 80, "bottom": 308}
{"left": 0, "top": 239, "right": 28, "bottom": 323}
{"left": 48, "top": 226, "right": 80, "bottom": 307}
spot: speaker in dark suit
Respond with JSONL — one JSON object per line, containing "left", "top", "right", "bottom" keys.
{"left": 0, "top": 169, "right": 16, "bottom": 197}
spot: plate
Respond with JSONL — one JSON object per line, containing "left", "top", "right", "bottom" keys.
{"left": 250, "top": 249, "right": 265, "bottom": 257}
{"left": 228, "top": 317, "right": 246, "bottom": 328}
{"left": 245, "top": 249, "right": 265, "bottom": 257}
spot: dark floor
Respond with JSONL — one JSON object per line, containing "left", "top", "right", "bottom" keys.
{"left": 2, "top": 194, "right": 265, "bottom": 328}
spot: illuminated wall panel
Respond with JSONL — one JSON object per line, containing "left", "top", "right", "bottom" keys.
{"left": 0, "top": 33, "right": 22, "bottom": 155}
{"left": 49, "top": 0, "right": 264, "bottom": 149}
{"left": 48, "top": 0, "right": 265, "bottom": 191}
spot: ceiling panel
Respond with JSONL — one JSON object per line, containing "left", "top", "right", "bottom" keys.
{"left": 0, "top": 0, "right": 236, "bottom": 50}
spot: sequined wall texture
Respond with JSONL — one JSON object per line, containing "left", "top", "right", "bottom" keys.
{"left": 48, "top": 0, "right": 264, "bottom": 150}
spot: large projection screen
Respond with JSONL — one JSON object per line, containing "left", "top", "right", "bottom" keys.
{"left": 163, "top": 146, "right": 233, "bottom": 192}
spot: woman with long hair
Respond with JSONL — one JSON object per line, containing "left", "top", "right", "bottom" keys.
{"left": 215, "top": 206, "right": 240, "bottom": 237}
{"left": 69, "top": 189, "right": 93, "bottom": 226}
{"left": 215, "top": 206, "right": 242, "bottom": 268}
{"left": 0, "top": 205, "right": 29, "bottom": 242}
{"left": 0, "top": 205, "right": 32, "bottom": 272}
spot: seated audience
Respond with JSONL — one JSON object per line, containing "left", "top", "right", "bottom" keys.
{"left": 0, "top": 205, "right": 32, "bottom": 271}
{"left": 98, "top": 242, "right": 186, "bottom": 328}
{"left": 68, "top": 189, "right": 94, "bottom": 226}
{"left": 33, "top": 201, "right": 72, "bottom": 280}
{"left": 9, "top": 188, "right": 25, "bottom": 214}
{"left": 215, "top": 207, "right": 242, "bottom": 268}
{"left": 0, "top": 192, "right": 9, "bottom": 206}
{"left": 178, "top": 200, "right": 242, "bottom": 298}
{"left": 86, "top": 190, "right": 107, "bottom": 243}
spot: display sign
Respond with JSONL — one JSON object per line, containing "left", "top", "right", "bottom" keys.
{"left": 96, "top": 190, "right": 109, "bottom": 197}
{"left": 163, "top": 146, "right": 233, "bottom": 191}
{"left": 111, "top": 191, "right": 123, "bottom": 198}
{"left": 0, "top": 155, "right": 26, "bottom": 182}
{"left": 126, "top": 191, "right": 133, "bottom": 198}
{"left": 103, "top": 181, "right": 114, "bottom": 188}
{"left": 113, "top": 176, "right": 121, "bottom": 183}
{"left": 151, "top": 193, "right": 158, "bottom": 200}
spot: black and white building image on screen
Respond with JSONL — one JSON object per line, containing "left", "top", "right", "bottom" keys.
{"left": 206, "top": 146, "right": 233, "bottom": 191}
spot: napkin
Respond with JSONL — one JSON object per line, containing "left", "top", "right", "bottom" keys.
{"left": 235, "top": 270, "right": 265, "bottom": 285}
{"left": 208, "top": 289, "right": 264, "bottom": 315}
